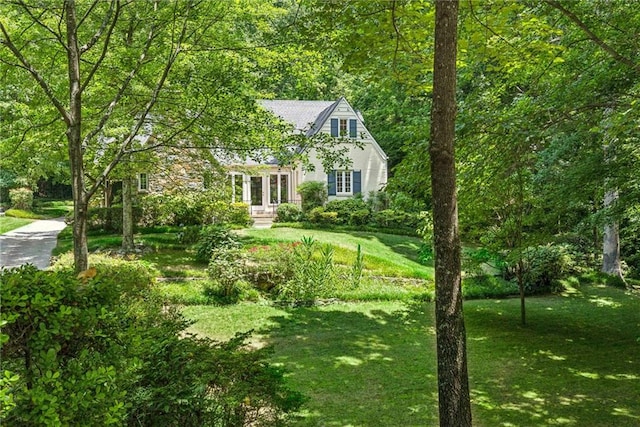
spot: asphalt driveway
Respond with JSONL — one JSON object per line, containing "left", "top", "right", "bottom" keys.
{"left": 0, "top": 218, "right": 67, "bottom": 270}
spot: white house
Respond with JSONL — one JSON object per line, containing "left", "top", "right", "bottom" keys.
{"left": 226, "top": 97, "right": 388, "bottom": 216}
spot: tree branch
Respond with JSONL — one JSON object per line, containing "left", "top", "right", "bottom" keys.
{"left": 544, "top": 0, "right": 640, "bottom": 73}
{"left": 87, "top": 1, "right": 191, "bottom": 198}
{"left": 80, "top": 0, "right": 120, "bottom": 92}
{"left": 81, "top": 8, "right": 156, "bottom": 147}
{"left": 15, "top": 1, "right": 68, "bottom": 50}
{"left": 79, "top": 0, "right": 117, "bottom": 54}
{"left": 0, "top": 22, "right": 70, "bottom": 124}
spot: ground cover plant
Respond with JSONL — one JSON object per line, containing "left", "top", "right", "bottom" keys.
{"left": 183, "top": 282, "right": 640, "bottom": 426}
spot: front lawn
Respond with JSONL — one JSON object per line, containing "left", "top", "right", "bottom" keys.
{"left": 184, "top": 283, "right": 640, "bottom": 426}
{"left": 0, "top": 216, "right": 34, "bottom": 234}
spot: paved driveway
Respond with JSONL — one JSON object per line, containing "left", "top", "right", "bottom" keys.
{"left": 0, "top": 218, "right": 67, "bottom": 270}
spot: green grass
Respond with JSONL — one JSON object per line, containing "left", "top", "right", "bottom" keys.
{"left": 4, "top": 200, "right": 73, "bottom": 220}
{"left": 183, "top": 283, "right": 640, "bottom": 426}
{"left": 0, "top": 216, "right": 34, "bottom": 234}
{"left": 238, "top": 227, "right": 433, "bottom": 280}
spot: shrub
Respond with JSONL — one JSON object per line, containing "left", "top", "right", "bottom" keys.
{"left": 371, "top": 209, "right": 421, "bottom": 230}
{"left": 8, "top": 187, "right": 33, "bottom": 211}
{"left": 350, "top": 209, "right": 370, "bottom": 226}
{"left": 307, "top": 206, "right": 338, "bottom": 225}
{"left": 51, "top": 252, "right": 157, "bottom": 291}
{"left": 275, "top": 203, "right": 302, "bottom": 223}
{"left": 462, "top": 275, "right": 519, "bottom": 299}
{"left": 83, "top": 206, "right": 143, "bottom": 232}
{"left": 207, "top": 247, "right": 246, "bottom": 302}
{"left": 506, "top": 244, "right": 577, "bottom": 294}
{"left": 278, "top": 236, "right": 336, "bottom": 303}
{"left": 0, "top": 264, "right": 149, "bottom": 425}
{"left": 244, "top": 243, "right": 299, "bottom": 291}
{"left": 1, "top": 262, "right": 302, "bottom": 425}
{"left": 177, "top": 225, "right": 203, "bottom": 244}
{"left": 139, "top": 192, "right": 252, "bottom": 227}
{"left": 3, "top": 208, "right": 43, "bottom": 219}
{"left": 194, "top": 225, "right": 241, "bottom": 263}
{"left": 367, "top": 190, "right": 390, "bottom": 212}
{"left": 297, "top": 181, "right": 327, "bottom": 213}
{"left": 325, "top": 197, "right": 369, "bottom": 225}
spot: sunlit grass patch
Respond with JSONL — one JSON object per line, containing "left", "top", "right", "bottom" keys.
{"left": 0, "top": 216, "right": 34, "bottom": 234}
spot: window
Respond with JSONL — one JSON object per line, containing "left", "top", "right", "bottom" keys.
{"left": 336, "top": 170, "right": 352, "bottom": 194}
{"left": 138, "top": 173, "right": 149, "bottom": 191}
{"left": 269, "top": 173, "right": 289, "bottom": 204}
{"left": 339, "top": 119, "right": 348, "bottom": 136}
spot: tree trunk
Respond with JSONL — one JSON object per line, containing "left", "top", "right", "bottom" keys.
{"left": 122, "top": 176, "right": 135, "bottom": 252}
{"left": 429, "top": 1, "right": 472, "bottom": 426}
{"left": 66, "top": 0, "right": 89, "bottom": 273}
{"left": 602, "top": 190, "right": 623, "bottom": 279}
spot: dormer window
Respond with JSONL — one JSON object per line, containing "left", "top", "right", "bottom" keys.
{"left": 339, "top": 119, "right": 348, "bottom": 136}
{"left": 331, "top": 118, "right": 358, "bottom": 138}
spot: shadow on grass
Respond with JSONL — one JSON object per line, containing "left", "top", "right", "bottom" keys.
{"left": 340, "top": 229, "right": 432, "bottom": 267}
{"left": 257, "top": 301, "right": 439, "bottom": 426}
{"left": 246, "top": 285, "right": 639, "bottom": 426}
{"left": 465, "top": 285, "right": 640, "bottom": 426}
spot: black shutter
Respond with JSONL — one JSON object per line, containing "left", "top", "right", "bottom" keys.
{"left": 327, "top": 171, "right": 336, "bottom": 195}
{"left": 349, "top": 119, "right": 357, "bottom": 138}
{"left": 330, "top": 118, "right": 339, "bottom": 137}
{"left": 353, "top": 170, "right": 362, "bottom": 194}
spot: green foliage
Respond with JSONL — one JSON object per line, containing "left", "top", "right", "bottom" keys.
{"left": 83, "top": 206, "right": 143, "bottom": 233}
{"left": 324, "top": 197, "right": 369, "bottom": 225}
{"left": 508, "top": 244, "right": 578, "bottom": 295}
{"left": 297, "top": 181, "right": 327, "bottom": 213}
{"left": 1, "top": 258, "right": 301, "bottom": 425}
{"left": 371, "top": 209, "right": 421, "bottom": 230}
{"left": 139, "top": 192, "right": 252, "bottom": 227}
{"left": 0, "top": 264, "right": 146, "bottom": 425}
{"left": 8, "top": 187, "right": 33, "bottom": 211}
{"left": 177, "top": 225, "right": 203, "bottom": 245}
{"left": 351, "top": 244, "right": 365, "bottom": 288}
{"left": 3, "top": 209, "right": 44, "bottom": 219}
{"left": 307, "top": 206, "right": 339, "bottom": 225}
{"left": 207, "top": 247, "right": 247, "bottom": 303}
{"left": 244, "top": 243, "right": 299, "bottom": 291}
{"left": 278, "top": 236, "right": 336, "bottom": 303}
{"left": 366, "top": 190, "right": 390, "bottom": 212}
{"left": 195, "top": 226, "right": 241, "bottom": 264}
{"left": 275, "top": 203, "right": 302, "bottom": 223}
{"left": 51, "top": 253, "right": 158, "bottom": 288}
{"left": 462, "top": 275, "right": 519, "bottom": 299}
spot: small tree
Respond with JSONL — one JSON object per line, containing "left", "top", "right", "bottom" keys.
{"left": 297, "top": 181, "right": 327, "bottom": 213}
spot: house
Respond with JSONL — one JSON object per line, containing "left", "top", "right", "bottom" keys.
{"left": 132, "top": 97, "right": 387, "bottom": 218}
{"left": 225, "top": 97, "right": 388, "bottom": 216}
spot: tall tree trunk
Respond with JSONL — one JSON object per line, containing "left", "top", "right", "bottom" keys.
{"left": 122, "top": 176, "right": 135, "bottom": 252}
{"left": 66, "top": 0, "right": 89, "bottom": 272}
{"left": 429, "top": 1, "right": 472, "bottom": 426}
{"left": 602, "top": 189, "right": 623, "bottom": 278}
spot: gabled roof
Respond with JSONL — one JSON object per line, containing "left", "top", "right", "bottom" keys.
{"left": 258, "top": 99, "right": 340, "bottom": 137}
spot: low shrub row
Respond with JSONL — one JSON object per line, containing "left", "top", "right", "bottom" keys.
{"left": 139, "top": 191, "right": 252, "bottom": 227}
{"left": 275, "top": 200, "right": 424, "bottom": 235}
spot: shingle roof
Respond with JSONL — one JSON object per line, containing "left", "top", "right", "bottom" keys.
{"left": 258, "top": 99, "right": 340, "bottom": 137}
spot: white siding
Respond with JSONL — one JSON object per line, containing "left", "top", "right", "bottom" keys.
{"left": 299, "top": 99, "right": 388, "bottom": 199}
